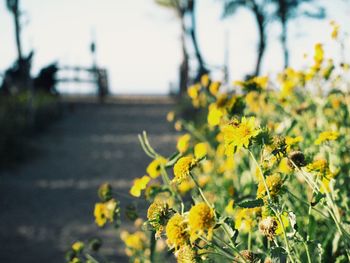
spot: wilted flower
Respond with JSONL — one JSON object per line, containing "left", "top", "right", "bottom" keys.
{"left": 259, "top": 216, "right": 278, "bottom": 240}
{"left": 288, "top": 150, "right": 306, "bottom": 168}
{"left": 147, "top": 200, "right": 173, "bottom": 237}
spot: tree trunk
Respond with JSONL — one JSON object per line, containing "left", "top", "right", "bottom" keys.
{"left": 188, "top": 0, "right": 208, "bottom": 80}
{"left": 12, "top": 0, "right": 23, "bottom": 61}
{"left": 254, "top": 12, "right": 266, "bottom": 76}
{"left": 179, "top": 16, "right": 189, "bottom": 97}
{"left": 281, "top": 20, "right": 289, "bottom": 68}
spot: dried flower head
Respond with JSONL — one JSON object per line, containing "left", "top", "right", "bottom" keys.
{"left": 259, "top": 216, "right": 278, "bottom": 240}
{"left": 288, "top": 150, "right": 306, "bottom": 168}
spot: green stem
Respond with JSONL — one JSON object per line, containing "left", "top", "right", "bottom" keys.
{"left": 303, "top": 241, "right": 312, "bottom": 263}
{"left": 189, "top": 172, "right": 211, "bottom": 208}
{"left": 221, "top": 224, "right": 248, "bottom": 263}
{"left": 248, "top": 150, "right": 271, "bottom": 200}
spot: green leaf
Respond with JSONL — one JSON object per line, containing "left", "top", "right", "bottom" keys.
{"left": 237, "top": 198, "right": 264, "bottom": 208}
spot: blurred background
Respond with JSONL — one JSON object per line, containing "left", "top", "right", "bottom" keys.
{"left": 0, "top": 0, "right": 349, "bottom": 262}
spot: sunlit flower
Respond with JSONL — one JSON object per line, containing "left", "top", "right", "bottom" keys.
{"left": 209, "top": 81, "right": 220, "bottom": 96}
{"left": 194, "top": 142, "right": 208, "bottom": 159}
{"left": 173, "top": 156, "right": 197, "bottom": 183}
{"left": 166, "top": 213, "right": 189, "bottom": 249}
{"left": 314, "top": 131, "right": 339, "bottom": 145}
{"left": 225, "top": 200, "right": 235, "bottom": 215}
{"left": 130, "top": 175, "right": 151, "bottom": 197}
{"left": 223, "top": 117, "right": 259, "bottom": 155}
{"left": 201, "top": 74, "right": 210, "bottom": 87}
{"left": 235, "top": 208, "right": 260, "bottom": 232}
{"left": 330, "top": 20, "right": 339, "bottom": 40}
{"left": 120, "top": 231, "right": 146, "bottom": 251}
{"left": 207, "top": 104, "right": 223, "bottom": 127}
{"left": 147, "top": 157, "right": 167, "bottom": 178}
{"left": 177, "top": 134, "right": 191, "bottom": 153}
{"left": 188, "top": 84, "right": 200, "bottom": 100}
{"left": 188, "top": 202, "right": 215, "bottom": 242}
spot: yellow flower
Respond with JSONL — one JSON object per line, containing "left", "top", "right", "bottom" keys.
{"left": 188, "top": 202, "right": 215, "bottom": 242}
{"left": 223, "top": 117, "right": 259, "bottom": 155}
{"left": 257, "top": 174, "right": 283, "bottom": 199}
{"left": 201, "top": 74, "right": 210, "bottom": 87}
{"left": 147, "top": 157, "right": 167, "bottom": 178}
{"left": 252, "top": 76, "right": 268, "bottom": 89}
{"left": 94, "top": 202, "right": 107, "bottom": 227}
{"left": 194, "top": 142, "right": 208, "bottom": 159}
{"left": 167, "top": 111, "right": 175, "bottom": 122}
{"left": 177, "top": 134, "right": 191, "bottom": 153}
{"left": 166, "top": 213, "right": 189, "bottom": 249}
{"left": 175, "top": 120, "right": 183, "bottom": 131}
{"left": 209, "top": 81, "right": 221, "bottom": 96}
{"left": 330, "top": 20, "right": 339, "bottom": 40}
{"left": 235, "top": 208, "right": 260, "bottom": 232}
{"left": 207, "top": 103, "right": 224, "bottom": 127}
{"left": 72, "top": 241, "right": 84, "bottom": 253}
{"left": 285, "top": 136, "right": 303, "bottom": 146}
{"left": 178, "top": 179, "right": 195, "bottom": 194}
{"left": 173, "top": 156, "right": 196, "bottom": 183}
{"left": 314, "top": 131, "right": 339, "bottom": 145}
{"left": 176, "top": 245, "right": 197, "bottom": 263}
{"left": 314, "top": 43, "right": 324, "bottom": 68}
{"left": 130, "top": 175, "right": 151, "bottom": 197}
{"left": 188, "top": 84, "right": 200, "bottom": 99}
{"left": 307, "top": 159, "right": 336, "bottom": 193}
{"left": 120, "top": 231, "right": 146, "bottom": 250}
{"left": 93, "top": 199, "right": 117, "bottom": 227}
{"left": 225, "top": 200, "right": 235, "bottom": 215}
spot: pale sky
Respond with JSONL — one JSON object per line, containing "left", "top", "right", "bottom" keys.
{"left": 0, "top": 0, "right": 349, "bottom": 94}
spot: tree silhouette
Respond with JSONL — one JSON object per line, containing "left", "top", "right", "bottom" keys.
{"left": 6, "top": 0, "right": 23, "bottom": 62}
{"left": 223, "top": 0, "right": 271, "bottom": 76}
{"left": 155, "top": 0, "right": 208, "bottom": 95}
{"left": 273, "top": 0, "right": 325, "bottom": 68}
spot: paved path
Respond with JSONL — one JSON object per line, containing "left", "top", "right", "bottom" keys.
{"left": 0, "top": 97, "right": 177, "bottom": 263}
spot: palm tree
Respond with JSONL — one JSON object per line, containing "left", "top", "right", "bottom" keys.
{"left": 155, "top": 0, "right": 207, "bottom": 95}
{"left": 273, "top": 0, "right": 325, "bottom": 68}
{"left": 6, "top": 0, "right": 23, "bottom": 62}
{"left": 223, "top": 0, "right": 271, "bottom": 76}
